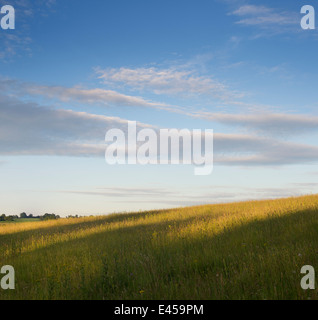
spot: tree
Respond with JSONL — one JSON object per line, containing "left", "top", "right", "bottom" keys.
{"left": 41, "top": 213, "right": 60, "bottom": 221}
{"left": 20, "top": 212, "right": 27, "bottom": 219}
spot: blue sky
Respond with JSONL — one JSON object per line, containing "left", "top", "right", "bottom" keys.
{"left": 1, "top": 0, "right": 318, "bottom": 216}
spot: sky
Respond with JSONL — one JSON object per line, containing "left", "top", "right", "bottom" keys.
{"left": 1, "top": 0, "right": 318, "bottom": 216}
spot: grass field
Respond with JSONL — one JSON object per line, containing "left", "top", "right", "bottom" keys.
{"left": 1, "top": 194, "right": 318, "bottom": 300}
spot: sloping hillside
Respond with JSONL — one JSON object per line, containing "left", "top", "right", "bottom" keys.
{"left": 1, "top": 195, "right": 318, "bottom": 300}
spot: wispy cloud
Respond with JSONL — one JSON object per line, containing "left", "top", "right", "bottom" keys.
{"left": 190, "top": 111, "right": 318, "bottom": 136}
{"left": 60, "top": 183, "right": 318, "bottom": 207}
{"left": 63, "top": 187, "right": 173, "bottom": 198}
{"left": 231, "top": 4, "right": 298, "bottom": 27}
{"left": 214, "top": 133, "right": 318, "bottom": 166}
{"left": 95, "top": 66, "right": 244, "bottom": 100}
{"left": 232, "top": 5, "right": 273, "bottom": 17}
{"left": 24, "top": 85, "right": 177, "bottom": 111}
{"left": 228, "top": 3, "right": 300, "bottom": 37}
{"left": 1, "top": 78, "right": 187, "bottom": 113}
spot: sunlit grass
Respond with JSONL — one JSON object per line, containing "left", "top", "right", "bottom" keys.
{"left": 1, "top": 195, "right": 318, "bottom": 300}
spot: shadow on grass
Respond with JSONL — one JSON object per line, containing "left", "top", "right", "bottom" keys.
{"left": 1, "top": 205, "right": 318, "bottom": 299}
{"left": 0, "top": 208, "right": 175, "bottom": 244}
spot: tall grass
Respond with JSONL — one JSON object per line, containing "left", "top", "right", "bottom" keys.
{"left": 1, "top": 195, "right": 318, "bottom": 300}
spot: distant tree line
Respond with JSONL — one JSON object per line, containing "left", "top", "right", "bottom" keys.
{"left": 0, "top": 212, "right": 61, "bottom": 221}
{"left": 0, "top": 214, "right": 18, "bottom": 221}
{"left": 41, "top": 213, "right": 61, "bottom": 221}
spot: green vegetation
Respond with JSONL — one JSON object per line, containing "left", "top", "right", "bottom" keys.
{"left": 0, "top": 213, "right": 60, "bottom": 223}
{"left": 1, "top": 195, "right": 318, "bottom": 300}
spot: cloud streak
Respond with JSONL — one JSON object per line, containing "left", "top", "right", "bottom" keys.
{"left": 191, "top": 111, "right": 318, "bottom": 136}
{"left": 59, "top": 183, "right": 318, "bottom": 207}
{"left": 1, "top": 93, "right": 318, "bottom": 166}
{"left": 0, "top": 78, "right": 186, "bottom": 113}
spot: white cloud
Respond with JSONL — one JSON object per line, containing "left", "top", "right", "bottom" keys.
{"left": 2, "top": 74, "right": 318, "bottom": 166}
{"left": 230, "top": 4, "right": 299, "bottom": 34}
{"left": 95, "top": 66, "right": 243, "bottom": 100}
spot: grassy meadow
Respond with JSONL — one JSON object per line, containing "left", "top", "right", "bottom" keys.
{"left": 1, "top": 194, "right": 318, "bottom": 300}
